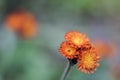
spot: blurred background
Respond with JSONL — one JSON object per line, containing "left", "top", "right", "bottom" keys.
{"left": 0, "top": 0, "right": 120, "bottom": 80}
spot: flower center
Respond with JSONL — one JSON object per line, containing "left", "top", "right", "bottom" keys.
{"left": 82, "top": 54, "right": 94, "bottom": 67}
{"left": 65, "top": 47, "right": 76, "bottom": 55}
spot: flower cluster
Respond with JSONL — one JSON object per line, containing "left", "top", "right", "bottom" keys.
{"left": 59, "top": 31, "right": 100, "bottom": 74}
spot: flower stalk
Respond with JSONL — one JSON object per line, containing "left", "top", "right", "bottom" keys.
{"left": 61, "top": 59, "right": 77, "bottom": 80}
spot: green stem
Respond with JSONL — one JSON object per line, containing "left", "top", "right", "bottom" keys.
{"left": 60, "top": 60, "right": 72, "bottom": 80}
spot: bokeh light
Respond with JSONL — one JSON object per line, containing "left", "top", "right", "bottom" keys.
{"left": 4, "top": 9, "right": 38, "bottom": 39}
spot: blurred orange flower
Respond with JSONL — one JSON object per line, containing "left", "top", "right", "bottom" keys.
{"left": 58, "top": 31, "right": 100, "bottom": 74}
{"left": 94, "top": 40, "right": 117, "bottom": 58}
{"left": 65, "top": 31, "right": 89, "bottom": 47}
{"left": 4, "top": 10, "right": 37, "bottom": 39}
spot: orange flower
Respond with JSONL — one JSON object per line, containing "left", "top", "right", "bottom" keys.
{"left": 77, "top": 45, "right": 100, "bottom": 74}
{"left": 58, "top": 30, "right": 100, "bottom": 74}
{"left": 5, "top": 12, "right": 23, "bottom": 32}
{"left": 59, "top": 41, "right": 78, "bottom": 59}
{"left": 94, "top": 40, "right": 117, "bottom": 58}
{"left": 5, "top": 10, "right": 37, "bottom": 39}
{"left": 65, "top": 31, "right": 89, "bottom": 47}
{"left": 20, "top": 13, "right": 37, "bottom": 38}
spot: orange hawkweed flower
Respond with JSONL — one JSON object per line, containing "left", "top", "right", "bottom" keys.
{"left": 59, "top": 41, "right": 78, "bottom": 59}
{"left": 5, "top": 10, "right": 37, "bottom": 39}
{"left": 5, "top": 11, "right": 23, "bottom": 32}
{"left": 77, "top": 45, "right": 100, "bottom": 74}
{"left": 20, "top": 13, "right": 37, "bottom": 38}
{"left": 65, "top": 31, "right": 89, "bottom": 47}
{"left": 58, "top": 30, "right": 100, "bottom": 74}
{"left": 94, "top": 40, "right": 117, "bottom": 58}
